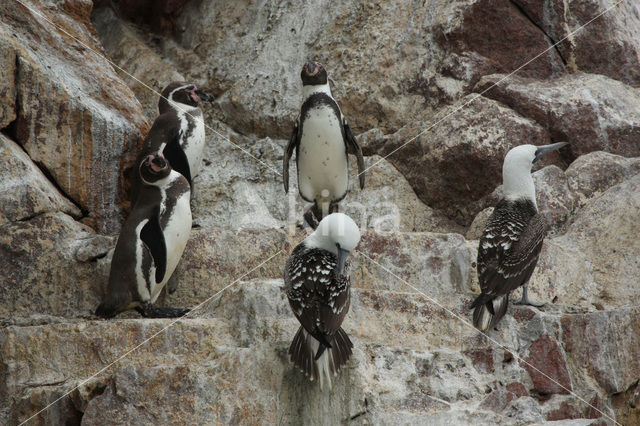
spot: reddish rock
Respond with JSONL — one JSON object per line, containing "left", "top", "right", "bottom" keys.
{"left": 521, "top": 334, "right": 572, "bottom": 395}
{"left": 366, "top": 95, "right": 553, "bottom": 225}
{"left": 506, "top": 382, "right": 528, "bottom": 398}
{"left": 562, "top": 309, "right": 640, "bottom": 395}
{"left": 514, "top": 0, "right": 640, "bottom": 87}
{"left": 477, "top": 73, "right": 640, "bottom": 159}
{"left": 464, "top": 348, "right": 494, "bottom": 373}
{"left": 437, "top": 0, "right": 565, "bottom": 80}
{"left": 546, "top": 400, "right": 585, "bottom": 421}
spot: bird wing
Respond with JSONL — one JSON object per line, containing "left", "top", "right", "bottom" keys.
{"left": 285, "top": 247, "right": 350, "bottom": 340}
{"left": 163, "top": 131, "right": 192, "bottom": 186}
{"left": 283, "top": 118, "right": 300, "bottom": 193}
{"left": 477, "top": 208, "right": 545, "bottom": 298}
{"left": 140, "top": 207, "right": 167, "bottom": 284}
{"left": 343, "top": 119, "right": 365, "bottom": 189}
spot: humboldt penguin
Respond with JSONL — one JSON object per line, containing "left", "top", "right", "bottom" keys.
{"left": 283, "top": 61, "right": 365, "bottom": 229}
{"left": 96, "top": 152, "right": 192, "bottom": 318}
{"left": 135, "top": 81, "right": 214, "bottom": 194}
{"left": 284, "top": 213, "right": 361, "bottom": 388}
{"left": 471, "top": 142, "right": 568, "bottom": 331}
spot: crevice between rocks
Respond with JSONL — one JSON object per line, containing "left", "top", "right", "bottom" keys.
{"left": 1, "top": 52, "right": 89, "bottom": 223}
{"left": 32, "top": 159, "right": 90, "bottom": 219}
{"left": 509, "top": 0, "right": 568, "bottom": 67}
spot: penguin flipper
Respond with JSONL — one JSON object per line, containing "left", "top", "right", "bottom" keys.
{"left": 164, "top": 133, "right": 192, "bottom": 186}
{"left": 140, "top": 212, "right": 167, "bottom": 284}
{"left": 344, "top": 120, "right": 365, "bottom": 189}
{"left": 283, "top": 119, "right": 299, "bottom": 193}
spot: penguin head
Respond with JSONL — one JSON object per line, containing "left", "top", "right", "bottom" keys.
{"left": 300, "top": 61, "right": 328, "bottom": 86}
{"left": 159, "top": 82, "right": 215, "bottom": 113}
{"left": 139, "top": 152, "right": 171, "bottom": 185}
{"left": 306, "top": 213, "right": 361, "bottom": 274}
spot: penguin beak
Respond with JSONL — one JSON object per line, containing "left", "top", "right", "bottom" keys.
{"left": 336, "top": 247, "right": 350, "bottom": 276}
{"left": 150, "top": 154, "right": 167, "bottom": 172}
{"left": 534, "top": 142, "right": 568, "bottom": 163}
{"left": 195, "top": 89, "right": 215, "bottom": 102}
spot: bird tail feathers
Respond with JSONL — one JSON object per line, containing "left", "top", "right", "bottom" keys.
{"left": 472, "top": 294, "right": 509, "bottom": 331}
{"left": 288, "top": 327, "right": 353, "bottom": 389}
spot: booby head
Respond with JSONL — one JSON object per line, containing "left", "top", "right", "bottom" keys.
{"left": 158, "top": 82, "right": 215, "bottom": 113}
{"left": 139, "top": 152, "right": 171, "bottom": 185}
{"left": 301, "top": 61, "right": 328, "bottom": 86}
{"left": 502, "top": 142, "right": 568, "bottom": 202}
{"left": 305, "top": 213, "right": 361, "bottom": 275}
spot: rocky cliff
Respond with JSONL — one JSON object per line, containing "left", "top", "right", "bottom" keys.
{"left": 1, "top": 0, "right": 639, "bottom": 425}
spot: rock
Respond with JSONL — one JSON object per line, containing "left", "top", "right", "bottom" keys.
{"left": 93, "top": 0, "right": 190, "bottom": 37}
{"left": 532, "top": 165, "right": 576, "bottom": 235}
{"left": 521, "top": 334, "right": 572, "bottom": 395}
{"left": 562, "top": 309, "right": 640, "bottom": 395}
{"left": 0, "top": 212, "right": 112, "bottom": 320}
{"left": 354, "top": 231, "right": 478, "bottom": 301}
{"left": 528, "top": 174, "right": 640, "bottom": 309}
{"left": 565, "top": 151, "right": 640, "bottom": 210}
{"left": 512, "top": 0, "right": 640, "bottom": 87}
{"left": 191, "top": 120, "right": 456, "bottom": 232}
{"left": 435, "top": 0, "right": 565, "bottom": 80}
{"left": 91, "top": 7, "right": 185, "bottom": 121}
{"left": 0, "top": 134, "right": 81, "bottom": 222}
{"left": 0, "top": 0, "right": 148, "bottom": 233}
{"left": 365, "top": 95, "right": 554, "bottom": 225}
{"left": 0, "top": 40, "right": 16, "bottom": 128}
{"left": 3, "top": 280, "right": 628, "bottom": 425}
{"left": 477, "top": 73, "right": 640, "bottom": 158}
{"left": 465, "top": 207, "right": 493, "bottom": 240}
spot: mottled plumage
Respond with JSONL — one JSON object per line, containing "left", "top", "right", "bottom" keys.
{"left": 470, "top": 142, "right": 568, "bottom": 331}
{"left": 284, "top": 213, "right": 360, "bottom": 388}
{"left": 472, "top": 199, "right": 546, "bottom": 330}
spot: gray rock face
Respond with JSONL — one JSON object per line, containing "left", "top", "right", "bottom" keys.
{"left": 0, "top": 134, "right": 81, "bottom": 222}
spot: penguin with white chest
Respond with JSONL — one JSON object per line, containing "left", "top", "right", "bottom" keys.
{"left": 135, "top": 82, "right": 215, "bottom": 195}
{"left": 471, "top": 142, "right": 568, "bottom": 331}
{"left": 284, "top": 213, "right": 361, "bottom": 388}
{"left": 283, "top": 62, "right": 365, "bottom": 229}
{"left": 96, "top": 152, "right": 192, "bottom": 318}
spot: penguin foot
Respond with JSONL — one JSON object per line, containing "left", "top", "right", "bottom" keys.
{"left": 136, "top": 303, "right": 190, "bottom": 318}
{"left": 191, "top": 222, "right": 201, "bottom": 229}
{"left": 303, "top": 209, "right": 319, "bottom": 229}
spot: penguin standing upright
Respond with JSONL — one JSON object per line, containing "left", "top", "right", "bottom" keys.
{"left": 284, "top": 213, "right": 361, "bottom": 388}
{"left": 96, "top": 152, "right": 192, "bottom": 318}
{"left": 283, "top": 62, "right": 365, "bottom": 229}
{"left": 134, "top": 82, "right": 215, "bottom": 195}
{"left": 471, "top": 142, "right": 568, "bottom": 331}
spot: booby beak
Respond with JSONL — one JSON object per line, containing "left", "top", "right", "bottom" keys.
{"left": 336, "top": 247, "right": 350, "bottom": 276}
{"left": 533, "top": 142, "right": 568, "bottom": 163}
{"left": 195, "top": 89, "right": 215, "bottom": 102}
